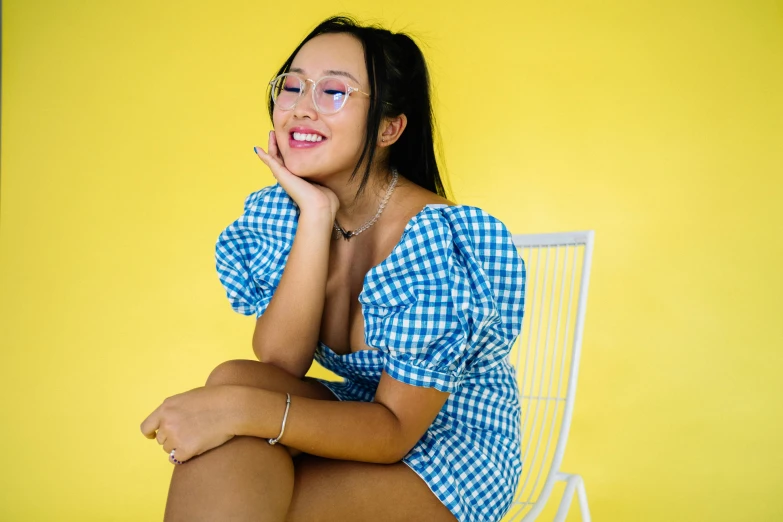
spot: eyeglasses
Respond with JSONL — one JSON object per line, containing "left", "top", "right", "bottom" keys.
{"left": 269, "top": 73, "right": 370, "bottom": 115}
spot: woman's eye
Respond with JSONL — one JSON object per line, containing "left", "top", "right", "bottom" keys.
{"left": 283, "top": 86, "right": 301, "bottom": 93}
{"left": 324, "top": 89, "right": 346, "bottom": 96}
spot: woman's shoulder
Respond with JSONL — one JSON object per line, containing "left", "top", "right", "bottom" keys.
{"left": 223, "top": 183, "right": 299, "bottom": 241}
{"left": 242, "top": 183, "right": 298, "bottom": 216}
{"left": 406, "top": 202, "right": 518, "bottom": 259}
{"left": 361, "top": 201, "right": 526, "bottom": 351}
{"left": 215, "top": 183, "right": 298, "bottom": 317}
{"left": 366, "top": 201, "right": 524, "bottom": 299}
{"left": 392, "top": 181, "right": 515, "bottom": 255}
{"left": 216, "top": 183, "right": 298, "bottom": 261}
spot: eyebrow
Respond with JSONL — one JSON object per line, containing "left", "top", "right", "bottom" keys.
{"left": 289, "top": 67, "right": 362, "bottom": 85}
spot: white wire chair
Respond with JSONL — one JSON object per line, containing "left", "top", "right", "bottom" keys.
{"left": 504, "top": 230, "right": 595, "bottom": 522}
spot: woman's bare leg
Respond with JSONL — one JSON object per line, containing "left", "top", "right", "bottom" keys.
{"left": 164, "top": 436, "right": 293, "bottom": 522}
{"left": 162, "top": 360, "right": 337, "bottom": 522}
{"left": 285, "top": 455, "right": 457, "bottom": 522}
{"left": 162, "top": 360, "right": 456, "bottom": 522}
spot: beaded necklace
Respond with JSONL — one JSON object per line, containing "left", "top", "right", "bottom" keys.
{"left": 333, "top": 169, "right": 399, "bottom": 240}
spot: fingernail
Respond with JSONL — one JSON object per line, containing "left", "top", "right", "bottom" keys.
{"left": 253, "top": 146, "right": 258, "bottom": 154}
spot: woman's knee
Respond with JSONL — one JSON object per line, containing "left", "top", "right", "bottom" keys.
{"left": 205, "top": 359, "right": 274, "bottom": 387}
{"left": 205, "top": 359, "right": 338, "bottom": 401}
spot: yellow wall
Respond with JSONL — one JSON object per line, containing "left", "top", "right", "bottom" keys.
{"left": 1, "top": 1, "right": 781, "bottom": 520}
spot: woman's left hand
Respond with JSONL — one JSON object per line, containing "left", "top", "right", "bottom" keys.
{"left": 140, "top": 385, "right": 245, "bottom": 464}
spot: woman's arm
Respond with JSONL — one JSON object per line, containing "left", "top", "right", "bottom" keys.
{"left": 250, "top": 132, "right": 339, "bottom": 377}
{"left": 232, "top": 373, "right": 450, "bottom": 464}
{"left": 251, "top": 208, "right": 332, "bottom": 377}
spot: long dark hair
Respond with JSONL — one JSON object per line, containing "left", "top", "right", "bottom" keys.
{"left": 267, "top": 16, "right": 449, "bottom": 201}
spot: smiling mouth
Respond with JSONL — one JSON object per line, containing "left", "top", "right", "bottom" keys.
{"left": 291, "top": 132, "right": 324, "bottom": 143}
{"left": 289, "top": 131, "right": 327, "bottom": 149}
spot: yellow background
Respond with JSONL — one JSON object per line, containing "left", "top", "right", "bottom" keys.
{"left": 2, "top": 1, "right": 781, "bottom": 520}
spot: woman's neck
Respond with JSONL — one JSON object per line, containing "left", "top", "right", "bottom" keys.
{"left": 328, "top": 166, "right": 398, "bottom": 230}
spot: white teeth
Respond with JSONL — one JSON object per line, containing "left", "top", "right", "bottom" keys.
{"left": 292, "top": 132, "right": 324, "bottom": 142}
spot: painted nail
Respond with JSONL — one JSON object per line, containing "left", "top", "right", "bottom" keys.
{"left": 253, "top": 146, "right": 257, "bottom": 154}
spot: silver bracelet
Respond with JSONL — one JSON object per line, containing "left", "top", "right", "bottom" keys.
{"left": 268, "top": 392, "right": 291, "bottom": 446}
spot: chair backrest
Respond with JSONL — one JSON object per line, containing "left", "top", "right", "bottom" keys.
{"left": 504, "top": 230, "right": 595, "bottom": 521}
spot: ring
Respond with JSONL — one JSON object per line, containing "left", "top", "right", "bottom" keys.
{"left": 169, "top": 449, "right": 183, "bottom": 465}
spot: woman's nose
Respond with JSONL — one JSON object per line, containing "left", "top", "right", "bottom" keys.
{"left": 292, "top": 80, "right": 318, "bottom": 118}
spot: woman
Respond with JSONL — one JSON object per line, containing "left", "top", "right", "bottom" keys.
{"left": 140, "top": 16, "right": 526, "bottom": 522}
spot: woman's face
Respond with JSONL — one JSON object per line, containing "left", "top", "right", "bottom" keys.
{"left": 272, "top": 33, "right": 371, "bottom": 181}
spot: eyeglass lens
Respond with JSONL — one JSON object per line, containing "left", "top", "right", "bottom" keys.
{"left": 272, "top": 74, "right": 349, "bottom": 114}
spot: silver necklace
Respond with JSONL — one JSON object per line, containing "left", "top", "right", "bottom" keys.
{"left": 333, "top": 169, "right": 399, "bottom": 241}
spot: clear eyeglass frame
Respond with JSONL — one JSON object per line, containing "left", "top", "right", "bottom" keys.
{"left": 268, "top": 72, "right": 370, "bottom": 115}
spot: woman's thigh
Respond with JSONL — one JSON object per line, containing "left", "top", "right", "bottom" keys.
{"left": 205, "top": 360, "right": 455, "bottom": 520}
{"left": 205, "top": 359, "right": 337, "bottom": 401}
{"left": 285, "top": 455, "right": 457, "bottom": 522}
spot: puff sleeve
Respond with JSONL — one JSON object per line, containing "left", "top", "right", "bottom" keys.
{"left": 214, "top": 184, "right": 298, "bottom": 319}
{"left": 359, "top": 207, "right": 526, "bottom": 394}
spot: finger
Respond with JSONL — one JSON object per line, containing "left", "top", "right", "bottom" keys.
{"left": 140, "top": 410, "right": 161, "bottom": 439}
{"left": 168, "top": 448, "right": 184, "bottom": 465}
{"left": 253, "top": 145, "right": 269, "bottom": 161}
{"left": 269, "top": 131, "right": 284, "bottom": 164}
{"left": 268, "top": 130, "right": 276, "bottom": 157}
{"left": 169, "top": 446, "right": 190, "bottom": 465}
{"left": 156, "top": 429, "right": 166, "bottom": 445}
{"left": 163, "top": 438, "right": 176, "bottom": 454}
{"left": 253, "top": 146, "right": 284, "bottom": 180}
{"left": 169, "top": 452, "right": 183, "bottom": 465}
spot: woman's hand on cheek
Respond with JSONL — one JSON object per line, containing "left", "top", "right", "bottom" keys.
{"left": 139, "top": 385, "right": 245, "bottom": 464}
{"left": 254, "top": 131, "right": 339, "bottom": 219}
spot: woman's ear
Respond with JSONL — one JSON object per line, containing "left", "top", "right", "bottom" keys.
{"left": 378, "top": 114, "right": 408, "bottom": 147}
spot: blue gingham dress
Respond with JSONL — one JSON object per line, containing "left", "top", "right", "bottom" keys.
{"left": 215, "top": 183, "right": 526, "bottom": 522}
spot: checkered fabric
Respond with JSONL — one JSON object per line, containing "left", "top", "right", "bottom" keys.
{"left": 215, "top": 183, "right": 527, "bottom": 522}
